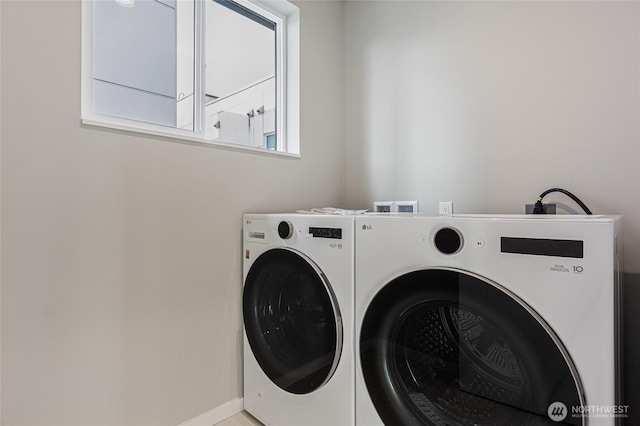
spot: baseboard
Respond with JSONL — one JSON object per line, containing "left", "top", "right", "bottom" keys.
{"left": 177, "top": 397, "right": 244, "bottom": 426}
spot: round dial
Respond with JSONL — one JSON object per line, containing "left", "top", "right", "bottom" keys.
{"left": 434, "top": 227, "right": 463, "bottom": 254}
{"left": 278, "top": 220, "right": 294, "bottom": 240}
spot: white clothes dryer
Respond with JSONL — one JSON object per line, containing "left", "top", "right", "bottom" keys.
{"left": 355, "top": 215, "right": 623, "bottom": 426}
{"left": 243, "top": 214, "right": 355, "bottom": 426}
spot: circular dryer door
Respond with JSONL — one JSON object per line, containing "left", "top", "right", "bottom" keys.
{"left": 243, "top": 248, "right": 343, "bottom": 395}
{"left": 360, "top": 268, "right": 584, "bottom": 426}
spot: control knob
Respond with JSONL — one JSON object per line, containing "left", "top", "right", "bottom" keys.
{"left": 278, "top": 221, "right": 294, "bottom": 240}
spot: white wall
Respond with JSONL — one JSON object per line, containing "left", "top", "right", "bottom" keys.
{"left": 0, "top": 0, "right": 343, "bottom": 425}
{"left": 344, "top": 0, "right": 640, "bottom": 273}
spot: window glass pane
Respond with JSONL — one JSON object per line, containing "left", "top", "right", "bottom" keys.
{"left": 265, "top": 133, "right": 276, "bottom": 150}
{"left": 204, "top": 0, "right": 277, "bottom": 149}
{"left": 92, "top": 0, "right": 195, "bottom": 130}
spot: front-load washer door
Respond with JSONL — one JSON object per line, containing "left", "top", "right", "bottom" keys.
{"left": 243, "top": 247, "right": 343, "bottom": 395}
{"left": 360, "top": 268, "right": 584, "bottom": 426}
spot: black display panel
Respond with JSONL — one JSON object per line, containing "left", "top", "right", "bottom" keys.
{"left": 309, "top": 227, "right": 342, "bottom": 239}
{"left": 501, "top": 237, "right": 584, "bottom": 259}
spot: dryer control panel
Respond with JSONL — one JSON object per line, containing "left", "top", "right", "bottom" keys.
{"left": 500, "top": 237, "right": 584, "bottom": 258}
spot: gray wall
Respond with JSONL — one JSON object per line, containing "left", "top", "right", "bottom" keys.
{"left": 343, "top": 0, "right": 640, "bottom": 422}
{"left": 344, "top": 1, "right": 639, "bottom": 271}
{"left": 0, "top": 0, "right": 344, "bottom": 425}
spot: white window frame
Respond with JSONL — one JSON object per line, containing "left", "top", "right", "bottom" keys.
{"left": 81, "top": 0, "right": 300, "bottom": 156}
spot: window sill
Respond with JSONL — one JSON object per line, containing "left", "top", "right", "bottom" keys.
{"left": 80, "top": 117, "right": 302, "bottom": 159}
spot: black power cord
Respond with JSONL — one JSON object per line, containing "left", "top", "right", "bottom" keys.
{"left": 533, "top": 188, "right": 593, "bottom": 215}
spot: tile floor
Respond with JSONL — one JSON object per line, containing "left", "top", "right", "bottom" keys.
{"left": 215, "top": 411, "right": 262, "bottom": 426}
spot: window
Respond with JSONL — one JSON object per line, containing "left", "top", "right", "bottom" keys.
{"left": 81, "top": 0, "right": 300, "bottom": 155}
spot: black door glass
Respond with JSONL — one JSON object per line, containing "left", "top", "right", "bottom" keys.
{"left": 244, "top": 248, "right": 342, "bottom": 394}
{"left": 360, "top": 269, "right": 583, "bottom": 426}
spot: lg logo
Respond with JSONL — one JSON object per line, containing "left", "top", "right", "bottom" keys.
{"left": 362, "top": 224, "right": 372, "bottom": 230}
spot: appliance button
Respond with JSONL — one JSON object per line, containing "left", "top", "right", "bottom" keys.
{"left": 434, "top": 227, "right": 463, "bottom": 254}
{"left": 277, "top": 221, "right": 294, "bottom": 240}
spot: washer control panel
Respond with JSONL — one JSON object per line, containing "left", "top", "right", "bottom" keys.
{"left": 309, "top": 227, "right": 343, "bottom": 240}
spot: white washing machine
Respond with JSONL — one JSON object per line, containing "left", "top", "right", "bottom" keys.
{"left": 355, "top": 214, "right": 623, "bottom": 426}
{"left": 243, "top": 214, "right": 355, "bottom": 426}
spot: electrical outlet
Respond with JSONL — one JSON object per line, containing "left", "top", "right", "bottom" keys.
{"left": 525, "top": 203, "right": 556, "bottom": 214}
{"left": 439, "top": 201, "right": 453, "bottom": 216}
